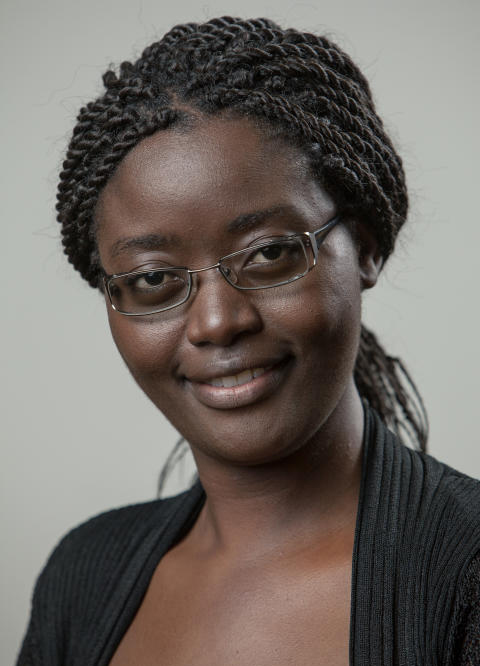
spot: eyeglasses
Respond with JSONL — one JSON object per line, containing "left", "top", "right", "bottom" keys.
{"left": 103, "top": 215, "right": 340, "bottom": 316}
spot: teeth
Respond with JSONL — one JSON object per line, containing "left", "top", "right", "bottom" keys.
{"left": 207, "top": 367, "right": 267, "bottom": 388}
{"left": 222, "top": 374, "right": 241, "bottom": 388}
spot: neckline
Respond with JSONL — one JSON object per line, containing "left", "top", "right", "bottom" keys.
{"left": 348, "top": 403, "right": 374, "bottom": 665}
{"left": 99, "top": 405, "right": 376, "bottom": 666}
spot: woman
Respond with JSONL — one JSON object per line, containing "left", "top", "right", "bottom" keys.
{"left": 17, "top": 16, "right": 480, "bottom": 665}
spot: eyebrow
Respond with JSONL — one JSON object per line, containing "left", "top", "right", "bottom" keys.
{"left": 110, "top": 233, "right": 178, "bottom": 259}
{"left": 109, "top": 205, "right": 297, "bottom": 259}
{"left": 226, "top": 205, "right": 294, "bottom": 233}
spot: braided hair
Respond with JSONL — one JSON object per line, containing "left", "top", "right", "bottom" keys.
{"left": 56, "top": 16, "right": 428, "bottom": 452}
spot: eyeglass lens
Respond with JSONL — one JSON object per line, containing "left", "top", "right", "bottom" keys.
{"left": 109, "top": 268, "right": 190, "bottom": 315}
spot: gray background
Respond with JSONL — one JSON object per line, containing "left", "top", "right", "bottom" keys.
{"left": 2, "top": 0, "right": 479, "bottom": 662}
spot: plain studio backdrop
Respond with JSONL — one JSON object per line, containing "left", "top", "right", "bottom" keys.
{"left": 1, "top": 0, "right": 479, "bottom": 662}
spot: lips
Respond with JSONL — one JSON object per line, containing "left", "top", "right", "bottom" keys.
{"left": 183, "top": 357, "right": 291, "bottom": 410}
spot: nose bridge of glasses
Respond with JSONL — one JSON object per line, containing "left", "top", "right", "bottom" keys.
{"left": 188, "top": 260, "right": 222, "bottom": 276}
{"left": 189, "top": 259, "right": 238, "bottom": 289}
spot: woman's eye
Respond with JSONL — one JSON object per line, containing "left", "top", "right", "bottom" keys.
{"left": 130, "top": 270, "right": 176, "bottom": 290}
{"left": 249, "top": 243, "right": 285, "bottom": 263}
{"left": 141, "top": 271, "right": 167, "bottom": 287}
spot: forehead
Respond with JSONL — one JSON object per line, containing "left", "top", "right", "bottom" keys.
{"left": 95, "top": 117, "right": 334, "bottom": 258}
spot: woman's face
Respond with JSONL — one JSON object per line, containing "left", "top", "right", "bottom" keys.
{"left": 96, "top": 117, "right": 377, "bottom": 466}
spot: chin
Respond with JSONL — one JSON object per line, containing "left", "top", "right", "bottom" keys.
{"left": 159, "top": 374, "right": 357, "bottom": 469}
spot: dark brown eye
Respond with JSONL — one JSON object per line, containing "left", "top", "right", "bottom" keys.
{"left": 127, "top": 270, "right": 175, "bottom": 291}
{"left": 143, "top": 271, "right": 166, "bottom": 286}
{"left": 249, "top": 244, "right": 285, "bottom": 264}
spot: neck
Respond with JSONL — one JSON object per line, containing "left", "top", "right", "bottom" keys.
{"left": 190, "top": 384, "right": 365, "bottom": 559}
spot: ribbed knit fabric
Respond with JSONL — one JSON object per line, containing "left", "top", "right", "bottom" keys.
{"left": 17, "top": 409, "right": 480, "bottom": 665}
{"left": 350, "top": 410, "right": 480, "bottom": 665}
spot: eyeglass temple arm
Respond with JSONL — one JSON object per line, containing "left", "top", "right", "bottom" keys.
{"left": 309, "top": 215, "right": 341, "bottom": 263}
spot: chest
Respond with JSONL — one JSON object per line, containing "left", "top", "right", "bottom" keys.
{"left": 109, "top": 547, "right": 352, "bottom": 666}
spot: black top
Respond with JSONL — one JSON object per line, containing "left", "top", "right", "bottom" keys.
{"left": 17, "top": 409, "right": 480, "bottom": 665}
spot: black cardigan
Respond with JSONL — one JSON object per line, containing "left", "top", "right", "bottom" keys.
{"left": 17, "top": 409, "right": 480, "bottom": 665}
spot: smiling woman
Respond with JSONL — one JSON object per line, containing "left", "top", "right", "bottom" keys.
{"left": 17, "top": 16, "right": 480, "bottom": 666}
{"left": 96, "top": 118, "right": 369, "bottom": 468}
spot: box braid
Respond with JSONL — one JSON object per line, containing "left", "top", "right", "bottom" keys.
{"left": 56, "top": 16, "right": 428, "bottom": 452}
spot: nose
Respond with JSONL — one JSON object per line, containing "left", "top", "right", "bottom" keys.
{"left": 185, "top": 268, "right": 263, "bottom": 347}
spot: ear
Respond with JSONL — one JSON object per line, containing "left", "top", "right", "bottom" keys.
{"left": 355, "top": 222, "right": 383, "bottom": 290}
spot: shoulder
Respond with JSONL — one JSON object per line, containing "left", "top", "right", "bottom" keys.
{"left": 29, "top": 484, "right": 205, "bottom": 622}
{"left": 38, "top": 483, "right": 203, "bottom": 586}
{"left": 373, "top": 406, "right": 480, "bottom": 526}
{"left": 397, "top": 441, "right": 480, "bottom": 548}
{"left": 388, "top": 439, "right": 480, "bottom": 595}
{"left": 47, "top": 492, "right": 183, "bottom": 559}
{"left": 17, "top": 484, "right": 204, "bottom": 664}
{"left": 367, "top": 410, "right": 480, "bottom": 572}
{"left": 414, "top": 447, "right": 480, "bottom": 524}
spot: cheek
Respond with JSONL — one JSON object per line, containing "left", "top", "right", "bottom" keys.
{"left": 272, "top": 254, "right": 362, "bottom": 384}
{"left": 107, "top": 307, "right": 183, "bottom": 400}
{"left": 274, "top": 254, "right": 361, "bottom": 340}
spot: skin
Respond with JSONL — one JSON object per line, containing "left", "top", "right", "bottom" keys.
{"left": 96, "top": 116, "right": 381, "bottom": 665}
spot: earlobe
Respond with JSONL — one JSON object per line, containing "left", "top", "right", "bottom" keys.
{"left": 360, "top": 252, "right": 383, "bottom": 290}
{"left": 356, "top": 223, "right": 383, "bottom": 290}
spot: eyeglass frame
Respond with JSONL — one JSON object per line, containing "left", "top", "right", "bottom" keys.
{"left": 103, "top": 215, "right": 341, "bottom": 316}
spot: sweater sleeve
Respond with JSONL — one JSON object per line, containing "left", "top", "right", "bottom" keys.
{"left": 451, "top": 552, "right": 480, "bottom": 665}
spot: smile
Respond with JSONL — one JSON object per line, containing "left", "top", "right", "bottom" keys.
{"left": 185, "top": 357, "right": 291, "bottom": 410}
